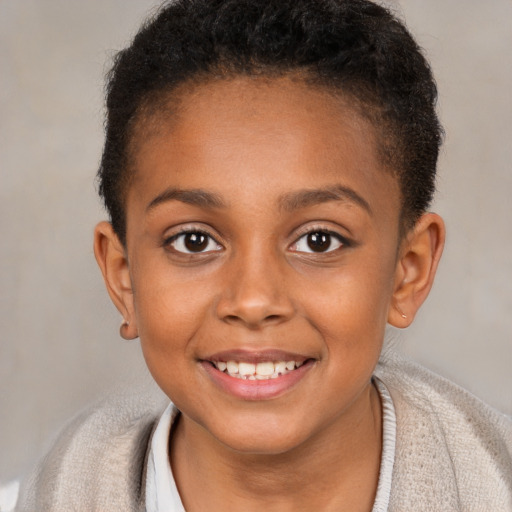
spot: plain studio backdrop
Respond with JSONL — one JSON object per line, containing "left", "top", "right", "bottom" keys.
{"left": 1, "top": 0, "right": 511, "bottom": 483}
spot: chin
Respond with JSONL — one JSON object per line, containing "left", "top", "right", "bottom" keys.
{"left": 208, "top": 417, "right": 312, "bottom": 456}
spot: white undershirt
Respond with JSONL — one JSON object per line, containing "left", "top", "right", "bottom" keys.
{"left": 145, "top": 377, "right": 396, "bottom": 512}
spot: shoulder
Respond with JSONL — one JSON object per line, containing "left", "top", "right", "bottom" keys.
{"left": 15, "top": 379, "right": 169, "bottom": 512}
{"left": 375, "top": 349, "right": 512, "bottom": 511}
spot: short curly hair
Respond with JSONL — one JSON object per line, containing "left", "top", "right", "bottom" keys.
{"left": 98, "top": 0, "right": 443, "bottom": 244}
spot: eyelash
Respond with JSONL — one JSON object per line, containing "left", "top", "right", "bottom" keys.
{"left": 289, "top": 227, "right": 350, "bottom": 255}
{"left": 163, "top": 225, "right": 350, "bottom": 256}
{"left": 164, "top": 228, "right": 222, "bottom": 255}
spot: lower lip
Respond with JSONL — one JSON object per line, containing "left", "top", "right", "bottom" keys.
{"left": 200, "top": 360, "right": 315, "bottom": 401}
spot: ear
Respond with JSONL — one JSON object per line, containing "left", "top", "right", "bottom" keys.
{"left": 94, "top": 222, "right": 138, "bottom": 339}
{"left": 388, "top": 213, "right": 445, "bottom": 328}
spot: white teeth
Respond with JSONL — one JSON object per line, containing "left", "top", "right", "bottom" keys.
{"left": 226, "top": 361, "right": 239, "bottom": 374}
{"left": 274, "top": 361, "right": 287, "bottom": 375}
{"left": 256, "top": 362, "right": 275, "bottom": 376}
{"left": 214, "top": 359, "right": 307, "bottom": 379}
{"left": 239, "top": 362, "right": 256, "bottom": 376}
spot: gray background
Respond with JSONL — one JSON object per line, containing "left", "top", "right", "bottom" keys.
{"left": 1, "top": 0, "right": 511, "bottom": 482}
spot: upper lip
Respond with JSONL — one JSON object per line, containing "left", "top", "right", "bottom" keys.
{"left": 202, "top": 349, "right": 312, "bottom": 364}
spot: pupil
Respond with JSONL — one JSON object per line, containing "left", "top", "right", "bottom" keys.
{"left": 307, "top": 232, "right": 331, "bottom": 252}
{"left": 184, "top": 233, "right": 208, "bottom": 252}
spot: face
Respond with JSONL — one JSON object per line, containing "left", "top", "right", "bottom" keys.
{"left": 123, "top": 77, "right": 403, "bottom": 454}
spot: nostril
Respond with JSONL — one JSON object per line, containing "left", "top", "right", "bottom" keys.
{"left": 221, "top": 312, "right": 285, "bottom": 329}
{"left": 216, "top": 289, "right": 294, "bottom": 327}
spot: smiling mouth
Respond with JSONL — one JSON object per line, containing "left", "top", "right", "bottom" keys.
{"left": 210, "top": 359, "right": 308, "bottom": 380}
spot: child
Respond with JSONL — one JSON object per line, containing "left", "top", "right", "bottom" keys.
{"left": 15, "top": 0, "right": 512, "bottom": 510}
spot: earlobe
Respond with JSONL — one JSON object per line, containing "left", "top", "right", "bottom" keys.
{"left": 388, "top": 213, "right": 445, "bottom": 328}
{"left": 93, "top": 222, "right": 139, "bottom": 339}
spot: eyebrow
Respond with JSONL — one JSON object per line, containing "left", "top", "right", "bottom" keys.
{"left": 278, "top": 185, "right": 372, "bottom": 215}
{"left": 146, "top": 187, "right": 227, "bottom": 212}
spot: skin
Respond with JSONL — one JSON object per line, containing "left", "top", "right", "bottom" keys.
{"left": 94, "top": 76, "right": 445, "bottom": 511}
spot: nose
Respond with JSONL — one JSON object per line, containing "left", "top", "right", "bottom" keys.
{"left": 215, "top": 247, "right": 294, "bottom": 329}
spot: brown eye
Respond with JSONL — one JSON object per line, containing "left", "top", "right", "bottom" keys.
{"left": 184, "top": 233, "right": 208, "bottom": 252}
{"left": 290, "top": 230, "right": 344, "bottom": 254}
{"left": 307, "top": 232, "right": 332, "bottom": 252}
{"left": 168, "top": 231, "right": 222, "bottom": 254}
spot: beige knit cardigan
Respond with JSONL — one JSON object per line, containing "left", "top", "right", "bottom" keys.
{"left": 15, "top": 352, "right": 512, "bottom": 511}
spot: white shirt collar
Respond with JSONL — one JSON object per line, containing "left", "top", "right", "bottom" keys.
{"left": 146, "top": 379, "right": 396, "bottom": 512}
{"left": 372, "top": 377, "right": 397, "bottom": 512}
{"left": 145, "top": 404, "right": 185, "bottom": 512}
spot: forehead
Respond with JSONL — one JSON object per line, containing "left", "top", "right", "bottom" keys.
{"left": 128, "top": 76, "right": 400, "bottom": 222}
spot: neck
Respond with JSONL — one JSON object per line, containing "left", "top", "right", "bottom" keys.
{"left": 170, "top": 381, "right": 382, "bottom": 512}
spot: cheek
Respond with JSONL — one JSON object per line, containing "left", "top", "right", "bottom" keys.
{"left": 137, "top": 288, "right": 207, "bottom": 345}
{"left": 304, "top": 257, "right": 395, "bottom": 332}
{"left": 132, "top": 260, "right": 216, "bottom": 374}
{"left": 136, "top": 283, "right": 206, "bottom": 399}
{"left": 296, "top": 249, "right": 397, "bottom": 375}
